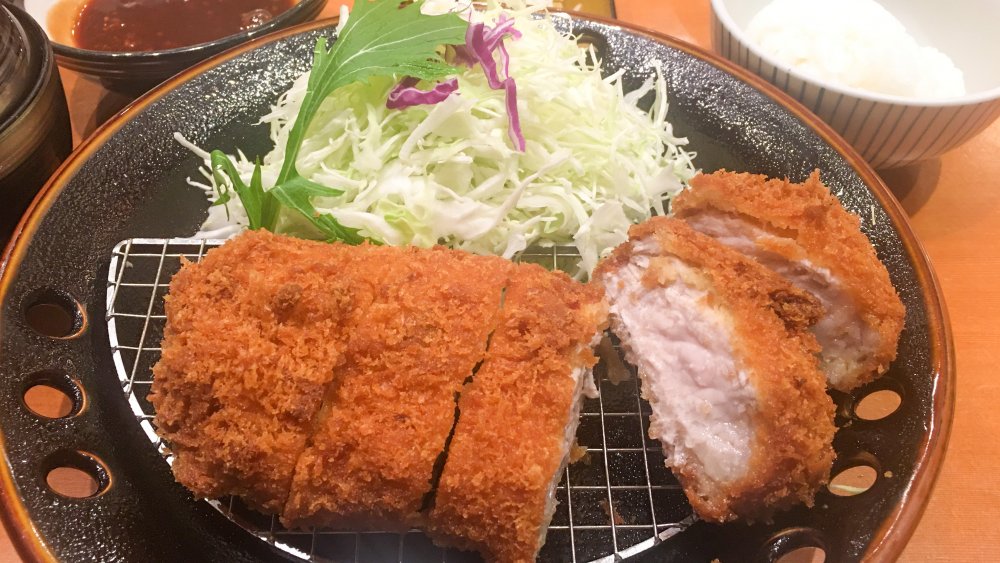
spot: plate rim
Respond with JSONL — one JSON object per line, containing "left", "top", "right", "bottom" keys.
{"left": 0, "top": 11, "right": 956, "bottom": 563}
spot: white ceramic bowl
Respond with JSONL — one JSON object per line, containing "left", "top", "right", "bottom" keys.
{"left": 711, "top": 0, "right": 1000, "bottom": 168}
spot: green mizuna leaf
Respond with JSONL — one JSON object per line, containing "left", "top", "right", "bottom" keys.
{"left": 210, "top": 152, "right": 280, "bottom": 231}
{"left": 211, "top": 151, "right": 262, "bottom": 228}
{"left": 269, "top": 178, "right": 364, "bottom": 244}
{"left": 277, "top": 0, "right": 468, "bottom": 185}
{"left": 211, "top": 0, "right": 468, "bottom": 242}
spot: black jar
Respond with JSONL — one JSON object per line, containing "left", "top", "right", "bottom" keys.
{"left": 0, "top": 2, "right": 72, "bottom": 245}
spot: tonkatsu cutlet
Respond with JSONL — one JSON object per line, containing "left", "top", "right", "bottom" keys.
{"left": 282, "top": 247, "right": 513, "bottom": 530}
{"left": 427, "top": 264, "right": 607, "bottom": 563}
{"left": 672, "top": 170, "right": 905, "bottom": 391}
{"left": 150, "top": 230, "right": 354, "bottom": 513}
{"left": 594, "top": 217, "right": 835, "bottom": 522}
{"left": 151, "top": 229, "right": 612, "bottom": 549}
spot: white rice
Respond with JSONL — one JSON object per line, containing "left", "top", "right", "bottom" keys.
{"left": 746, "top": 0, "right": 966, "bottom": 98}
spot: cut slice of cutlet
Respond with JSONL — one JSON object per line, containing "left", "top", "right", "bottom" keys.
{"left": 593, "top": 217, "right": 835, "bottom": 522}
{"left": 672, "top": 170, "right": 905, "bottom": 391}
{"left": 150, "top": 230, "right": 354, "bottom": 513}
{"left": 281, "top": 246, "right": 514, "bottom": 531}
{"left": 426, "top": 263, "right": 608, "bottom": 563}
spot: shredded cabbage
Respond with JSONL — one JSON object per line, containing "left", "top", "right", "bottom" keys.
{"left": 181, "top": 0, "right": 696, "bottom": 275}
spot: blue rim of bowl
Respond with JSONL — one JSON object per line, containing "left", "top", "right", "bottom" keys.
{"left": 709, "top": 0, "right": 1000, "bottom": 107}
{"left": 45, "top": 0, "right": 326, "bottom": 63}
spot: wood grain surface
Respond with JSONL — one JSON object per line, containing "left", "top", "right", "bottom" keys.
{"left": 2, "top": 0, "right": 996, "bottom": 561}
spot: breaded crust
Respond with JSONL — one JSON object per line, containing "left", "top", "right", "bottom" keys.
{"left": 672, "top": 170, "right": 905, "bottom": 389}
{"left": 281, "top": 246, "right": 514, "bottom": 531}
{"left": 150, "top": 230, "right": 353, "bottom": 513}
{"left": 154, "top": 231, "right": 610, "bottom": 551}
{"left": 426, "top": 264, "right": 607, "bottom": 563}
{"left": 595, "top": 217, "right": 836, "bottom": 522}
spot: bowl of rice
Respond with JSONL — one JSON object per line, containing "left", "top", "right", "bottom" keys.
{"left": 710, "top": 0, "right": 1000, "bottom": 168}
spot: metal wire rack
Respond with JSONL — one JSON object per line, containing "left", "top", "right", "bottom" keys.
{"left": 106, "top": 238, "right": 696, "bottom": 563}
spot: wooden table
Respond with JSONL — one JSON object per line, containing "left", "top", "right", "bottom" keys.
{"left": 3, "top": 0, "right": 997, "bottom": 561}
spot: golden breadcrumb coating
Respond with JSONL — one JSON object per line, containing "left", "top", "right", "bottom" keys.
{"left": 426, "top": 263, "right": 607, "bottom": 563}
{"left": 672, "top": 170, "right": 905, "bottom": 390}
{"left": 281, "top": 247, "right": 514, "bottom": 531}
{"left": 595, "top": 217, "right": 835, "bottom": 523}
{"left": 150, "top": 230, "right": 353, "bottom": 513}
{"left": 153, "top": 230, "right": 609, "bottom": 555}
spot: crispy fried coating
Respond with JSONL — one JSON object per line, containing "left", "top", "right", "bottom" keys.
{"left": 153, "top": 229, "right": 611, "bottom": 555}
{"left": 150, "top": 230, "right": 353, "bottom": 513}
{"left": 672, "top": 170, "right": 905, "bottom": 390}
{"left": 426, "top": 264, "right": 607, "bottom": 563}
{"left": 594, "top": 217, "right": 835, "bottom": 522}
{"left": 281, "top": 247, "right": 514, "bottom": 531}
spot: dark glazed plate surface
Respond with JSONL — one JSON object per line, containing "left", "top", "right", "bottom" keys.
{"left": 0, "top": 14, "right": 953, "bottom": 563}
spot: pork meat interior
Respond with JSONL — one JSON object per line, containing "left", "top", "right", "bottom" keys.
{"left": 594, "top": 217, "right": 836, "bottom": 522}
{"left": 672, "top": 170, "right": 905, "bottom": 391}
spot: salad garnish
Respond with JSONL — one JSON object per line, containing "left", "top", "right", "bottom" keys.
{"left": 182, "top": 0, "right": 697, "bottom": 275}
{"left": 210, "top": 0, "right": 468, "bottom": 242}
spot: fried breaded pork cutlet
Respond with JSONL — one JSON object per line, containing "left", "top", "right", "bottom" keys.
{"left": 152, "top": 230, "right": 608, "bottom": 561}
{"left": 672, "top": 170, "right": 905, "bottom": 391}
{"left": 593, "top": 217, "right": 835, "bottom": 522}
{"left": 150, "top": 230, "right": 354, "bottom": 513}
{"left": 427, "top": 263, "right": 607, "bottom": 563}
{"left": 282, "top": 247, "right": 513, "bottom": 531}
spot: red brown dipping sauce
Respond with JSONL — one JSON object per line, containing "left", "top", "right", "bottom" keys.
{"left": 72, "top": 0, "right": 295, "bottom": 52}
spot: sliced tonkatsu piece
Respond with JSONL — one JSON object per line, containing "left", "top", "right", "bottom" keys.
{"left": 150, "top": 230, "right": 353, "bottom": 513}
{"left": 672, "top": 170, "right": 905, "bottom": 391}
{"left": 426, "top": 264, "right": 607, "bottom": 563}
{"left": 281, "top": 247, "right": 514, "bottom": 531}
{"left": 593, "top": 217, "right": 835, "bottom": 522}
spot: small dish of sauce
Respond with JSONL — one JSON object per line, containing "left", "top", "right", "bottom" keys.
{"left": 22, "top": 0, "right": 323, "bottom": 94}
{"left": 70, "top": 0, "right": 296, "bottom": 52}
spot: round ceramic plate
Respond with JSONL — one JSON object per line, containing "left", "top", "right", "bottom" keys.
{"left": 0, "top": 14, "right": 953, "bottom": 563}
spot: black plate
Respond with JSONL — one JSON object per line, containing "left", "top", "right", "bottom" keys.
{"left": 0, "top": 14, "right": 953, "bottom": 563}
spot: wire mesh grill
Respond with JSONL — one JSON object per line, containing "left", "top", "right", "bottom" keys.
{"left": 106, "top": 238, "right": 696, "bottom": 563}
